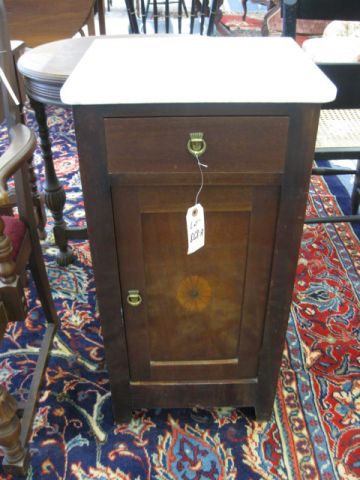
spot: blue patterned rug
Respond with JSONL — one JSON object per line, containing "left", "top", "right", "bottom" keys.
{"left": 0, "top": 105, "right": 359, "bottom": 479}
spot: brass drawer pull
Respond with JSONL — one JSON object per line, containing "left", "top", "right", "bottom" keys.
{"left": 127, "top": 290, "right": 142, "bottom": 307}
{"left": 187, "top": 132, "right": 206, "bottom": 157}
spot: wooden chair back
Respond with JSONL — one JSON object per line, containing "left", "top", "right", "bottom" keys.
{"left": 4, "top": 0, "right": 102, "bottom": 47}
{"left": 126, "top": 0, "right": 221, "bottom": 35}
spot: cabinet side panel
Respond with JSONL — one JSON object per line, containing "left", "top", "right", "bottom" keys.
{"left": 256, "top": 105, "right": 321, "bottom": 420}
{"left": 73, "top": 106, "right": 132, "bottom": 423}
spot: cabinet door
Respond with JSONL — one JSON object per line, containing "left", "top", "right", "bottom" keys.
{"left": 112, "top": 183, "right": 279, "bottom": 383}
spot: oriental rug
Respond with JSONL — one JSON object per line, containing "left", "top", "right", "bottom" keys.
{"left": 0, "top": 106, "right": 359, "bottom": 480}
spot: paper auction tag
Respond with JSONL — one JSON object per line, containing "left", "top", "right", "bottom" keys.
{"left": 186, "top": 203, "right": 205, "bottom": 255}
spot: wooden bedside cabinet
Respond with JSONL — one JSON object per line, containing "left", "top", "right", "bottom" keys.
{"left": 61, "top": 36, "right": 336, "bottom": 423}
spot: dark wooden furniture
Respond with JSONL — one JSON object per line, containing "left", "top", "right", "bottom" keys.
{"left": 0, "top": 3, "right": 58, "bottom": 473}
{"left": 283, "top": 0, "right": 360, "bottom": 222}
{"left": 61, "top": 36, "right": 335, "bottom": 423}
{"left": 6, "top": 0, "right": 106, "bottom": 266}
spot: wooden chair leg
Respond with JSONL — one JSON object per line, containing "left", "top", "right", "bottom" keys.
{"left": 28, "top": 247, "right": 58, "bottom": 327}
{"left": 28, "top": 156, "right": 47, "bottom": 240}
{"left": 0, "top": 385, "right": 30, "bottom": 476}
{"left": 19, "top": 323, "right": 56, "bottom": 448}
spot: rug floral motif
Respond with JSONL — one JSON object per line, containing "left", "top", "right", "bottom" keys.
{"left": 0, "top": 106, "right": 359, "bottom": 479}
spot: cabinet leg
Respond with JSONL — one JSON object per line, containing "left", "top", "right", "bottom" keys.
{"left": 0, "top": 386, "right": 30, "bottom": 476}
{"left": 30, "top": 98, "right": 75, "bottom": 266}
{"left": 255, "top": 399, "right": 274, "bottom": 422}
{"left": 113, "top": 408, "right": 133, "bottom": 424}
{"left": 109, "top": 381, "right": 133, "bottom": 424}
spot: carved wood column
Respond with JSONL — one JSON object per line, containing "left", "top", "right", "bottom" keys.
{"left": 0, "top": 217, "right": 16, "bottom": 284}
{"left": 29, "top": 98, "right": 74, "bottom": 265}
{"left": 0, "top": 385, "right": 30, "bottom": 475}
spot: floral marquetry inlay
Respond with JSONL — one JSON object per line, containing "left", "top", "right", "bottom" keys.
{"left": 176, "top": 275, "right": 212, "bottom": 312}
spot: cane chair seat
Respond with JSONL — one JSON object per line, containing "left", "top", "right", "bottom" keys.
{"left": 316, "top": 109, "right": 360, "bottom": 150}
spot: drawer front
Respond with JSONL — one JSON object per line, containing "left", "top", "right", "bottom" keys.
{"left": 104, "top": 116, "right": 289, "bottom": 174}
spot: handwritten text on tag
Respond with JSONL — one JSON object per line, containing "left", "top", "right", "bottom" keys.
{"left": 186, "top": 203, "right": 205, "bottom": 254}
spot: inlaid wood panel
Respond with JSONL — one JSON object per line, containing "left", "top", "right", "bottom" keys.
{"left": 112, "top": 184, "right": 280, "bottom": 382}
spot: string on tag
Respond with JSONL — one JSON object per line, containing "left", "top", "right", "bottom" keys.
{"left": 194, "top": 153, "right": 208, "bottom": 205}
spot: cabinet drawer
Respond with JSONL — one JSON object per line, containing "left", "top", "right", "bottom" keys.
{"left": 104, "top": 116, "right": 289, "bottom": 175}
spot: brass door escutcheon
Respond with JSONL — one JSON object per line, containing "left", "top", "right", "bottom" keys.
{"left": 127, "top": 290, "right": 142, "bottom": 307}
{"left": 187, "top": 132, "right": 207, "bottom": 157}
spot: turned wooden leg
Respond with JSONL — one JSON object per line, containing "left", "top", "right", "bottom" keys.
{"left": 0, "top": 386, "right": 30, "bottom": 476}
{"left": 28, "top": 156, "right": 47, "bottom": 240}
{"left": 30, "top": 98, "right": 75, "bottom": 266}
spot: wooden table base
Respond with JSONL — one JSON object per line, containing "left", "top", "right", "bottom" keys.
{"left": 30, "top": 98, "right": 87, "bottom": 266}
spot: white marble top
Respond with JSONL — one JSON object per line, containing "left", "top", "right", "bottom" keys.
{"left": 60, "top": 36, "right": 336, "bottom": 105}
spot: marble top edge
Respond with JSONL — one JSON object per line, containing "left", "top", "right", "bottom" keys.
{"left": 61, "top": 36, "right": 337, "bottom": 105}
